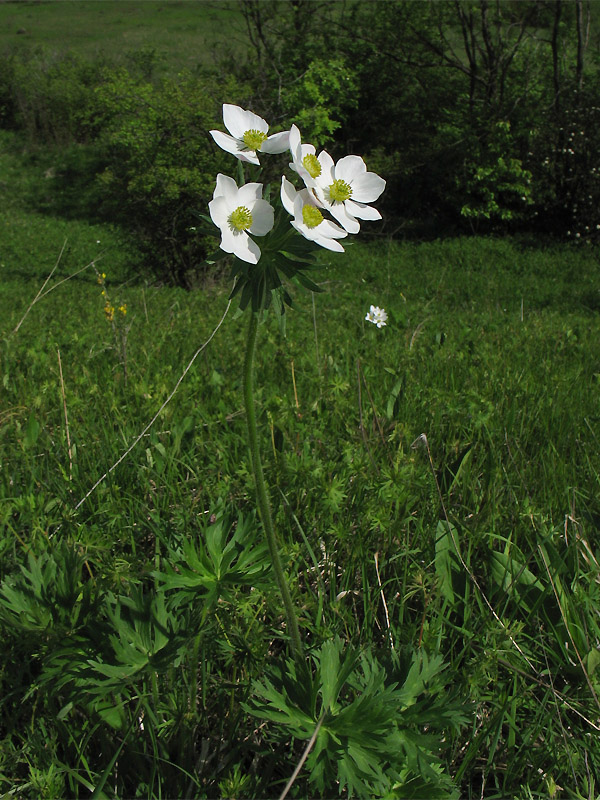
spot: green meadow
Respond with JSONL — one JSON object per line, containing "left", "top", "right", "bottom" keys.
{"left": 2, "top": 128, "right": 600, "bottom": 797}
{"left": 1, "top": 2, "right": 600, "bottom": 798}
{"left": 0, "top": 1, "right": 245, "bottom": 71}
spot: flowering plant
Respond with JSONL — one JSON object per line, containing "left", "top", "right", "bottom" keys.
{"left": 200, "top": 106, "right": 385, "bottom": 314}
{"left": 199, "top": 104, "right": 386, "bottom": 662}
{"left": 366, "top": 304, "right": 388, "bottom": 328}
{"left": 184, "top": 106, "right": 463, "bottom": 797}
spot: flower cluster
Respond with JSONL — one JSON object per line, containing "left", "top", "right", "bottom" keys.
{"left": 365, "top": 305, "right": 388, "bottom": 328}
{"left": 208, "top": 105, "right": 385, "bottom": 266}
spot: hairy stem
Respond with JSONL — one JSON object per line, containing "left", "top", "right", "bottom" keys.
{"left": 243, "top": 312, "right": 303, "bottom": 660}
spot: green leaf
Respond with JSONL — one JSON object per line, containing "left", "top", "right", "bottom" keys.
{"left": 386, "top": 378, "right": 403, "bottom": 420}
{"left": 434, "top": 521, "right": 461, "bottom": 605}
{"left": 23, "top": 414, "right": 41, "bottom": 449}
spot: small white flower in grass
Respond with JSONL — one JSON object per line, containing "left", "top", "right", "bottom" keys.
{"left": 365, "top": 305, "right": 388, "bottom": 328}
{"left": 208, "top": 173, "right": 274, "bottom": 264}
{"left": 281, "top": 177, "right": 348, "bottom": 252}
{"left": 314, "top": 153, "right": 386, "bottom": 234}
{"left": 210, "top": 104, "right": 290, "bottom": 166}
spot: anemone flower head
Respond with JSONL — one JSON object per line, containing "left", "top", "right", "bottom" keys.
{"left": 281, "top": 177, "right": 348, "bottom": 253}
{"left": 210, "top": 104, "right": 290, "bottom": 166}
{"left": 365, "top": 305, "right": 388, "bottom": 328}
{"left": 288, "top": 124, "right": 329, "bottom": 190}
{"left": 208, "top": 174, "right": 274, "bottom": 264}
{"left": 313, "top": 153, "right": 386, "bottom": 234}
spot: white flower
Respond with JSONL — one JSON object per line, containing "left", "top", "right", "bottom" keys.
{"left": 288, "top": 124, "right": 329, "bottom": 190}
{"left": 208, "top": 174, "right": 274, "bottom": 264}
{"left": 210, "top": 104, "right": 290, "bottom": 166}
{"left": 313, "top": 153, "right": 386, "bottom": 234}
{"left": 280, "top": 177, "right": 347, "bottom": 252}
{"left": 365, "top": 305, "right": 388, "bottom": 328}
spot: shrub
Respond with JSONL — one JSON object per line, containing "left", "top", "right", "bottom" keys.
{"left": 84, "top": 68, "right": 238, "bottom": 284}
{"left": 529, "top": 83, "right": 600, "bottom": 245}
{"left": 7, "top": 48, "right": 101, "bottom": 145}
{"left": 0, "top": 47, "right": 250, "bottom": 285}
{"left": 280, "top": 57, "right": 358, "bottom": 148}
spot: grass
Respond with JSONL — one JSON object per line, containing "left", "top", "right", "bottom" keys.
{"left": 2, "top": 114, "right": 600, "bottom": 795}
{"left": 1, "top": 22, "right": 600, "bottom": 790}
{"left": 0, "top": 0, "right": 247, "bottom": 73}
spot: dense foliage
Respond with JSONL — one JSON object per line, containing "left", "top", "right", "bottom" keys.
{"left": 1, "top": 1, "right": 599, "bottom": 283}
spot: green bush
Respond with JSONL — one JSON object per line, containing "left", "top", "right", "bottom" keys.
{"left": 87, "top": 67, "right": 226, "bottom": 283}
{"left": 529, "top": 81, "right": 600, "bottom": 244}
{"left": 7, "top": 48, "right": 101, "bottom": 145}
{"left": 280, "top": 57, "right": 359, "bottom": 148}
{"left": 0, "top": 47, "right": 250, "bottom": 284}
{"left": 457, "top": 121, "right": 534, "bottom": 227}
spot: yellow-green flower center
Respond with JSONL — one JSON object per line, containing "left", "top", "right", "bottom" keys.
{"left": 328, "top": 178, "right": 352, "bottom": 203}
{"left": 302, "top": 204, "right": 323, "bottom": 229}
{"left": 302, "top": 153, "right": 322, "bottom": 179}
{"left": 229, "top": 206, "right": 253, "bottom": 232}
{"left": 242, "top": 129, "right": 268, "bottom": 150}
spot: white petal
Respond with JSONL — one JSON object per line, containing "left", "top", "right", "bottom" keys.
{"left": 237, "top": 150, "right": 261, "bottom": 166}
{"left": 232, "top": 231, "right": 261, "bottom": 264}
{"left": 210, "top": 130, "right": 260, "bottom": 165}
{"left": 210, "top": 130, "right": 244, "bottom": 157}
{"left": 349, "top": 172, "right": 386, "bottom": 203}
{"left": 289, "top": 124, "right": 302, "bottom": 159}
{"left": 297, "top": 187, "right": 316, "bottom": 206}
{"left": 308, "top": 188, "right": 326, "bottom": 208}
{"left": 314, "top": 233, "right": 345, "bottom": 252}
{"left": 289, "top": 128, "right": 319, "bottom": 184}
{"left": 238, "top": 182, "right": 263, "bottom": 205}
{"left": 261, "top": 130, "right": 290, "bottom": 153}
{"left": 208, "top": 195, "right": 230, "bottom": 229}
{"left": 291, "top": 220, "right": 309, "bottom": 238}
{"left": 280, "top": 176, "right": 297, "bottom": 216}
{"left": 219, "top": 225, "right": 237, "bottom": 254}
{"left": 301, "top": 143, "right": 317, "bottom": 159}
{"left": 213, "top": 173, "right": 238, "bottom": 203}
{"left": 248, "top": 199, "right": 274, "bottom": 236}
{"left": 318, "top": 219, "right": 348, "bottom": 239}
{"left": 292, "top": 195, "right": 304, "bottom": 220}
{"left": 335, "top": 155, "right": 366, "bottom": 184}
{"left": 295, "top": 220, "right": 345, "bottom": 251}
{"left": 223, "top": 104, "right": 267, "bottom": 139}
{"left": 316, "top": 151, "right": 335, "bottom": 186}
{"left": 327, "top": 202, "right": 360, "bottom": 234}
{"left": 345, "top": 199, "right": 382, "bottom": 220}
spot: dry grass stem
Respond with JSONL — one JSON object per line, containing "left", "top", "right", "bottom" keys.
{"left": 291, "top": 359, "right": 299, "bottom": 410}
{"left": 57, "top": 348, "right": 72, "bottom": 483}
{"left": 374, "top": 551, "right": 395, "bottom": 651}
{"left": 12, "top": 239, "right": 67, "bottom": 335}
{"left": 12, "top": 240, "right": 97, "bottom": 336}
{"left": 278, "top": 714, "right": 325, "bottom": 800}
{"left": 69, "top": 290, "right": 234, "bottom": 517}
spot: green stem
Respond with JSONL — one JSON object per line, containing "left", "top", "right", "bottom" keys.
{"left": 243, "top": 311, "right": 303, "bottom": 660}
